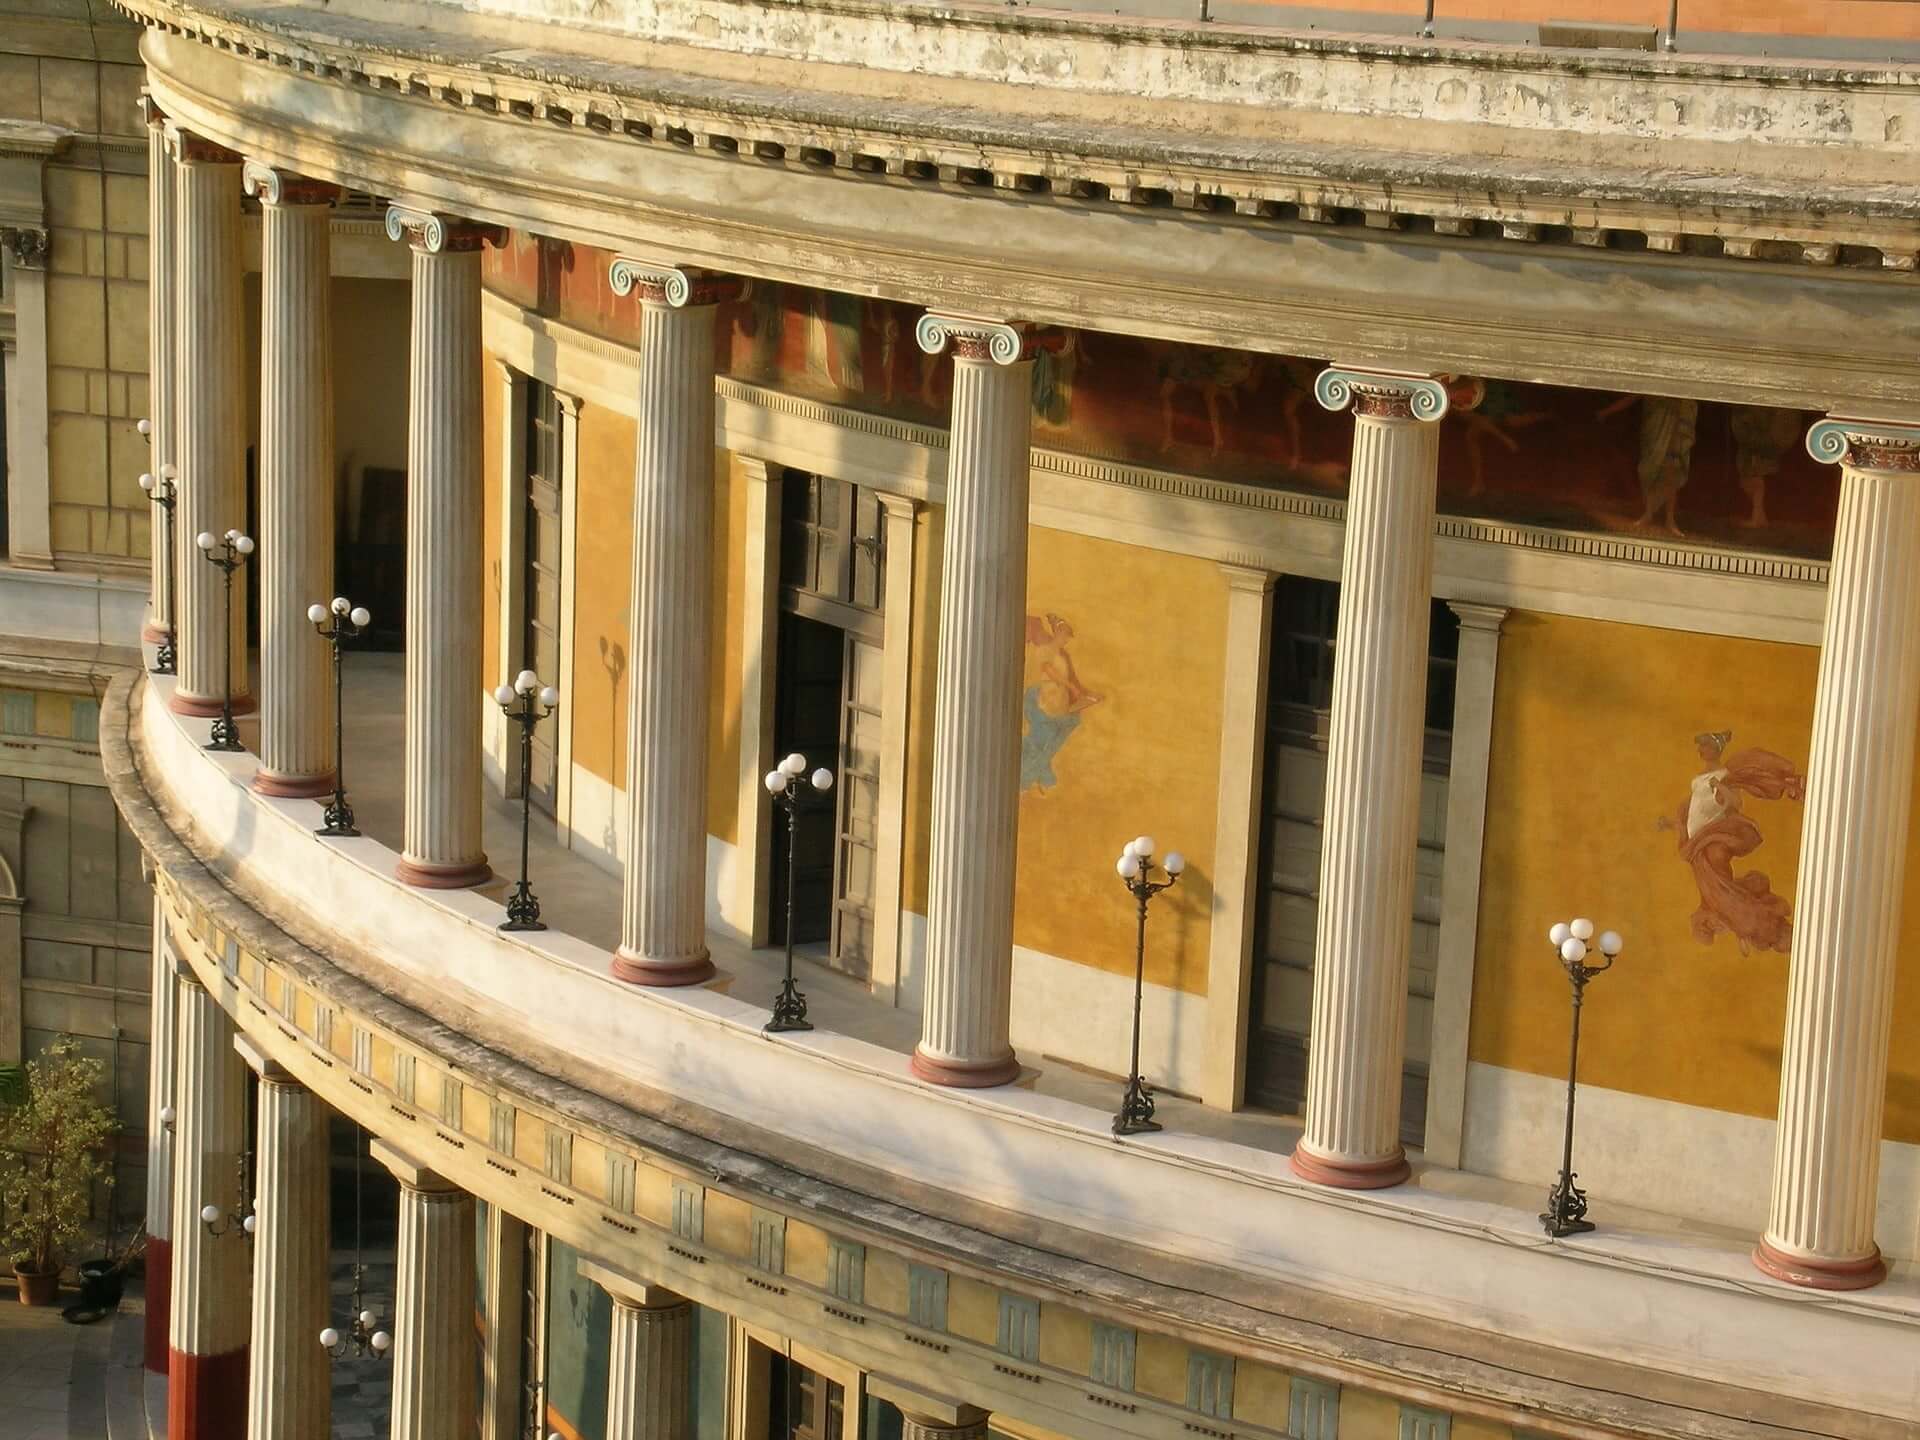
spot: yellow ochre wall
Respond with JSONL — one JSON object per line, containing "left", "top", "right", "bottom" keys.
{"left": 906, "top": 524, "right": 1227, "bottom": 994}
{"left": 560, "top": 410, "right": 744, "bottom": 847}
{"left": 1473, "top": 611, "right": 1920, "bottom": 1142}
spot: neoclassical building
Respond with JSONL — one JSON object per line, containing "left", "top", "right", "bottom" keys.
{"left": 93, "top": 0, "right": 1919, "bottom": 1438}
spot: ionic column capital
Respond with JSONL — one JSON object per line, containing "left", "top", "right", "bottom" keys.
{"left": 607, "top": 255, "right": 748, "bottom": 307}
{"left": 1314, "top": 365, "right": 1480, "bottom": 422}
{"left": 866, "top": 1378, "right": 989, "bottom": 1440}
{"left": 138, "top": 94, "right": 167, "bottom": 129}
{"left": 1805, "top": 415, "right": 1920, "bottom": 475}
{"left": 163, "top": 125, "right": 242, "bottom": 166}
{"left": 384, "top": 204, "right": 504, "bottom": 254}
{"left": 242, "top": 161, "right": 340, "bottom": 207}
{"left": 914, "top": 312, "right": 1041, "bottom": 364}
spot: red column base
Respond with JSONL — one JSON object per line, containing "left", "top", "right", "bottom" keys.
{"left": 251, "top": 768, "right": 337, "bottom": 799}
{"left": 910, "top": 1046, "right": 1021, "bottom": 1088}
{"left": 1289, "top": 1142, "right": 1411, "bottom": 1189}
{"left": 168, "top": 1344, "right": 248, "bottom": 1440}
{"left": 142, "top": 1236, "right": 171, "bottom": 1374}
{"left": 394, "top": 855, "right": 492, "bottom": 889}
{"left": 167, "top": 691, "right": 259, "bottom": 718}
{"left": 610, "top": 948, "right": 716, "bottom": 987}
{"left": 1751, "top": 1237, "right": 1887, "bottom": 1291}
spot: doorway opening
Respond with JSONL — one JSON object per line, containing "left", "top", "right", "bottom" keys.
{"left": 767, "top": 471, "right": 885, "bottom": 978}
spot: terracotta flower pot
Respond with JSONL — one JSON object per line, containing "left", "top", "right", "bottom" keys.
{"left": 14, "top": 1265, "right": 59, "bottom": 1306}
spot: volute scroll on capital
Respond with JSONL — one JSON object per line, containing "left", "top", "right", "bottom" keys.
{"left": 606, "top": 255, "right": 749, "bottom": 308}
{"left": 1314, "top": 365, "right": 1482, "bottom": 423}
{"left": 0, "top": 227, "right": 50, "bottom": 269}
{"left": 384, "top": 204, "right": 506, "bottom": 254}
{"left": 915, "top": 311, "right": 1043, "bottom": 365}
{"left": 1805, "top": 415, "right": 1920, "bottom": 475}
{"left": 242, "top": 161, "right": 341, "bottom": 208}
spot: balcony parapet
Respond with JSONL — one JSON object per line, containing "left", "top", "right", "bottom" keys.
{"left": 101, "top": 661, "right": 1920, "bottom": 1430}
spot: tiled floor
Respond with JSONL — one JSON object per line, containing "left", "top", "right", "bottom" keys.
{"left": 0, "top": 1286, "right": 86, "bottom": 1440}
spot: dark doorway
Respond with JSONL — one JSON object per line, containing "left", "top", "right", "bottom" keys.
{"left": 770, "top": 613, "right": 843, "bottom": 950}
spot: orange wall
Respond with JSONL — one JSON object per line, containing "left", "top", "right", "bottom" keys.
{"left": 1254, "top": 0, "right": 1920, "bottom": 39}
{"left": 565, "top": 411, "right": 742, "bottom": 846}
{"left": 1472, "top": 612, "right": 1920, "bottom": 1142}
{"left": 904, "top": 523, "right": 1226, "bottom": 994}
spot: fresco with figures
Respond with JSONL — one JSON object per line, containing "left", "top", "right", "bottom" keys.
{"left": 488, "top": 236, "right": 1838, "bottom": 559}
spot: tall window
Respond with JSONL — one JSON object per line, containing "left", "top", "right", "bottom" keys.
{"left": 520, "top": 381, "right": 563, "bottom": 814}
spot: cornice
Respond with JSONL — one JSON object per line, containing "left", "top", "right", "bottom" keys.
{"left": 110, "top": 0, "right": 1920, "bottom": 274}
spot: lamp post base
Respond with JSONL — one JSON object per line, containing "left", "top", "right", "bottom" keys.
{"left": 1112, "top": 1076, "right": 1160, "bottom": 1136}
{"left": 765, "top": 975, "right": 812, "bottom": 1033}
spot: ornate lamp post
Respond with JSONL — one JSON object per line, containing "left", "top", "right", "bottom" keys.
{"left": 195, "top": 528, "right": 254, "bottom": 751}
{"left": 1112, "top": 834, "right": 1184, "bottom": 1136}
{"left": 199, "top": 1149, "right": 255, "bottom": 1241}
{"left": 137, "top": 458, "right": 179, "bottom": 676}
{"left": 320, "top": 1123, "right": 392, "bottom": 1361}
{"left": 494, "top": 670, "right": 560, "bottom": 932}
{"left": 308, "top": 597, "right": 371, "bottom": 837}
{"left": 1540, "top": 917, "right": 1622, "bottom": 1238}
{"left": 763, "top": 752, "right": 833, "bottom": 1033}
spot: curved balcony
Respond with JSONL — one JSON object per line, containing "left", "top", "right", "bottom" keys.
{"left": 104, "top": 653, "right": 1920, "bottom": 1432}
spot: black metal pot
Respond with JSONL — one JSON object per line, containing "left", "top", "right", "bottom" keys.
{"left": 76, "top": 1259, "right": 124, "bottom": 1309}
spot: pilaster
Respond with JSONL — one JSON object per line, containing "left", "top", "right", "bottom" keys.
{"left": 248, "top": 164, "right": 340, "bottom": 799}
{"left": 1291, "top": 365, "right": 1456, "bottom": 1188}
{"left": 911, "top": 313, "right": 1039, "bottom": 1087}
{"left": 584, "top": 1260, "right": 692, "bottom": 1440}
{"left": 142, "top": 98, "right": 177, "bottom": 634}
{"left": 1755, "top": 416, "right": 1920, "bottom": 1290}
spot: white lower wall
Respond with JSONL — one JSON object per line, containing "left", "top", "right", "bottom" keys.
{"left": 0, "top": 566, "right": 147, "bottom": 649}
{"left": 1012, "top": 945, "right": 1211, "bottom": 1099}
{"left": 566, "top": 761, "right": 743, "bottom": 943}
{"left": 1464, "top": 1061, "right": 1920, "bottom": 1262}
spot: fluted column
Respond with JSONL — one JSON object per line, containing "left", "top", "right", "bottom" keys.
{"left": 1754, "top": 416, "right": 1920, "bottom": 1291}
{"left": 167, "top": 130, "right": 251, "bottom": 718}
{"left": 143, "top": 894, "right": 179, "bottom": 1374}
{"left": 374, "top": 1139, "right": 478, "bottom": 1440}
{"left": 247, "top": 164, "right": 340, "bottom": 799}
{"left": 1292, "top": 366, "right": 1458, "bottom": 1189}
{"left": 169, "top": 967, "right": 252, "bottom": 1440}
{"left": 910, "top": 314, "right": 1038, "bottom": 1087}
{"left": 580, "top": 1259, "right": 692, "bottom": 1440}
{"left": 140, "top": 98, "right": 177, "bottom": 644}
{"left": 240, "top": 1038, "right": 330, "bottom": 1440}
{"left": 387, "top": 207, "right": 501, "bottom": 887}
{"left": 604, "top": 259, "right": 743, "bottom": 986}
{"left": 868, "top": 1379, "right": 990, "bottom": 1440}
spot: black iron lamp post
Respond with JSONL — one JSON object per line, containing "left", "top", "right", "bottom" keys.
{"left": 764, "top": 752, "right": 833, "bottom": 1033}
{"left": 1540, "top": 917, "right": 1622, "bottom": 1238}
{"left": 138, "top": 466, "right": 179, "bottom": 674}
{"left": 199, "top": 1149, "right": 255, "bottom": 1241}
{"left": 196, "top": 527, "right": 254, "bottom": 751}
{"left": 495, "top": 670, "right": 560, "bottom": 932}
{"left": 308, "top": 597, "right": 371, "bottom": 837}
{"left": 1112, "top": 834, "right": 1183, "bottom": 1136}
{"left": 319, "top": 1124, "right": 392, "bottom": 1361}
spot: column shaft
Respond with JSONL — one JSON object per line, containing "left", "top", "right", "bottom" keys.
{"left": 143, "top": 105, "right": 177, "bottom": 641}
{"left": 393, "top": 213, "right": 489, "bottom": 887}
{"left": 912, "top": 317, "right": 1034, "bottom": 1087}
{"left": 249, "top": 168, "right": 338, "bottom": 798}
{"left": 1293, "top": 368, "right": 1450, "bottom": 1188}
{"left": 143, "top": 896, "right": 179, "bottom": 1374}
{"left": 390, "top": 1181, "right": 478, "bottom": 1440}
{"left": 247, "top": 1070, "right": 331, "bottom": 1440}
{"left": 168, "top": 972, "right": 251, "bottom": 1440}
{"left": 606, "top": 260, "right": 733, "bottom": 986}
{"left": 168, "top": 137, "right": 251, "bottom": 718}
{"left": 606, "top": 1298, "right": 691, "bottom": 1440}
{"left": 1756, "top": 419, "right": 1920, "bottom": 1290}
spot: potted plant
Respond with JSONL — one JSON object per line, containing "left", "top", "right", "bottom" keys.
{"left": 0, "top": 1037, "right": 117, "bottom": 1306}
